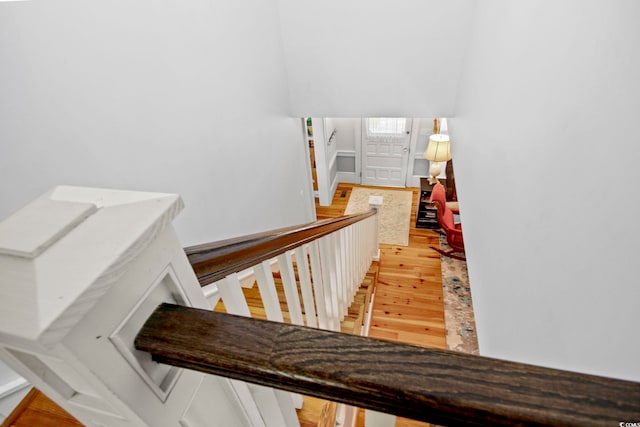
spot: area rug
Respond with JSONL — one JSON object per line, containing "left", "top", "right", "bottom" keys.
{"left": 343, "top": 187, "right": 412, "bottom": 246}
{"left": 439, "top": 235, "right": 479, "bottom": 355}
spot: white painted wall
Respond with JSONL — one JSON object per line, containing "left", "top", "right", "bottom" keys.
{"left": 276, "top": 0, "right": 474, "bottom": 117}
{"left": 324, "top": 118, "right": 338, "bottom": 170}
{"left": 334, "top": 119, "right": 359, "bottom": 153}
{"left": 333, "top": 118, "right": 360, "bottom": 184}
{"left": 0, "top": 0, "right": 315, "bottom": 247}
{"left": 453, "top": 0, "right": 640, "bottom": 381}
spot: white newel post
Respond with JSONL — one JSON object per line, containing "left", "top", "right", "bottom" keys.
{"left": 0, "top": 186, "right": 268, "bottom": 427}
{"left": 368, "top": 196, "right": 383, "bottom": 262}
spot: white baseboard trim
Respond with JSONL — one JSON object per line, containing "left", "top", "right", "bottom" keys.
{"left": 336, "top": 172, "right": 358, "bottom": 184}
{"left": 0, "top": 377, "right": 29, "bottom": 400}
{"left": 330, "top": 174, "right": 339, "bottom": 201}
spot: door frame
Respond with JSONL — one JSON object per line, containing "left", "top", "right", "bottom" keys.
{"left": 360, "top": 118, "right": 414, "bottom": 188}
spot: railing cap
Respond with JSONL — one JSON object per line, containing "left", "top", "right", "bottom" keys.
{"left": 0, "top": 186, "right": 183, "bottom": 346}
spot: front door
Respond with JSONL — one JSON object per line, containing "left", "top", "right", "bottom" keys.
{"left": 361, "top": 118, "right": 412, "bottom": 187}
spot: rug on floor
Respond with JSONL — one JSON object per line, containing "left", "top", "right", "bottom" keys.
{"left": 344, "top": 187, "right": 413, "bottom": 247}
{"left": 439, "top": 234, "right": 479, "bottom": 355}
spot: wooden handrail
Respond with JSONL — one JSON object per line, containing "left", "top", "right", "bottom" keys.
{"left": 184, "top": 210, "right": 376, "bottom": 286}
{"left": 136, "top": 303, "right": 640, "bottom": 427}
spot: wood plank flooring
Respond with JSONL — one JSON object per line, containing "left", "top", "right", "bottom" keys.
{"left": 316, "top": 183, "right": 446, "bottom": 427}
{"left": 1, "top": 388, "right": 82, "bottom": 427}
{"left": 316, "top": 183, "right": 446, "bottom": 349}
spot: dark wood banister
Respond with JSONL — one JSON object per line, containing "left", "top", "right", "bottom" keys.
{"left": 184, "top": 210, "right": 377, "bottom": 286}
{"left": 136, "top": 303, "right": 640, "bottom": 427}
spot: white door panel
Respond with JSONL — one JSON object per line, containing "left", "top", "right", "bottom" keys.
{"left": 361, "top": 118, "right": 412, "bottom": 187}
{"left": 368, "top": 157, "right": 403, "bottom": 168}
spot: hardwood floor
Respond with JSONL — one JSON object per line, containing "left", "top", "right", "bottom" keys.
{"left": 316, "top": 183, "right": 446, "bottom": 349}
{"left": 316, "top": 183, "right": 446, "bottom": 427}
{"left": 4, "top": 183, "right": 446, "bottom": 427}
{"left": 1, "top": 388, "right": 82, "bottom": 427}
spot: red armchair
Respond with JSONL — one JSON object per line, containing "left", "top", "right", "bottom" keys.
{"left": 429, "top": 183, "right": 465, "bottom": 261}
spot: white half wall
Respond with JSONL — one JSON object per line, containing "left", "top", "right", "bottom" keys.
{"left": 0, "top": 0, "right": 315, "bottom": 246}
{"left": 276, "top": 0, "right": 474, "bottom": 117}
{"left": 453, "top": 0, "right": 640, "bottom": 381}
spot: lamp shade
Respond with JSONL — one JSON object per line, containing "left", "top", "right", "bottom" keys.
{"left": 423, "top": 134, "right": 451, "bottom": 162}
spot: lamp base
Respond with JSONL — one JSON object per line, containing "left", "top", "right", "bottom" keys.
{"left": 428, "top": 163, "right": 442, "bottom": 185}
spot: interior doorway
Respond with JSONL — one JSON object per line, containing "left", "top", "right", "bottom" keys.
{"left": 361, "top": 118, "right": 412, "bottom": 187}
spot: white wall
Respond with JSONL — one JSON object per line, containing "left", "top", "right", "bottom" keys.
{"left": 334, "top": 118, "right": 359, "bottom": 153}
{"left": 324, "top": 118, "right": 338, "bottom": 167}
{"left": 453, "top": 0, "right": 640, "bottom": 381}
{"left": 276, "top": 0, "right": 474, "bottom": 117}
{"left": 0, "top": 0, "right": 315, "bottom": 246}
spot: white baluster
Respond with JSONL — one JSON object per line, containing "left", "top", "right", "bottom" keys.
{"left": 340, "top": 228, "right": 353, "bottom": 309}
{"left": 247, "top": 384, "right": 300, "bottom": 427}
{"left": 332, "top": 232, "right": 346, "bottom": 320}
{"left": 344, "top": 226, "right": 353, "bottom": 302}
{"left": 319, "top": 235, "right": 340, "bottom": 331}
{"left": 334, "top": 234, "right": 349, "bottom": 321}
{"left": 201, "top": 282, "right": 221, "bottom": 309}
{"left": 351, "top": 222, "right": 357, "bottom": 282}
{"left": 354, "top": 226, "right": 360, "bottom": 293}
{"left": 294, "top": 246, "right": 317, "bottom": 328}
{"left": 348, "top": 225, "right": 357, "bottom": 300}
{"left": 355, "top": 220, "right": 363, "bottom": 281}
{"left": 339, "top": 230, "right": 349, "bottom": 317}
{"left": 254, "top": 261, "right": 284, "bottom": 322}
{"left": 359, "top": 219, "right": 366, "bottom": 279}
{"left": 365, "top": 410, "right": 396, "bottom": 427}
{"left": 364, "top": 218, "right": 372, "bottom": 274}
{"left": 216, "top": 273, "right": 251, "bottom": 317}
{"left": 308, "top": 241, "right": 329, "bottom": 330}
{"left": 368, "top": 196, "right": 383, "bottom": 262}
{"left": 341, "top": 231, "right": 349, "bottom": 317}
{"left": 366, "top": 215, "right": 375, "bottom": 265}
{"left": 277, "top": 253, "right": 304, "bottom": 326}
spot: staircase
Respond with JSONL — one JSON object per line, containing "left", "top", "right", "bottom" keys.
{"left": 340, "top": 264, "right": 377, "bottom": 336}
{"left": 3, "top": 186, "right": 640, "bottom": 427}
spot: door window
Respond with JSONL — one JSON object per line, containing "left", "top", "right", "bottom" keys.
{"left": 367, "top": 118, "right": 407, "bottom": 137}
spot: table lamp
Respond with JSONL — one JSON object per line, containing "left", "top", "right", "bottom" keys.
{"left": 423, "top": 134, "right": 451, "bottom": 184}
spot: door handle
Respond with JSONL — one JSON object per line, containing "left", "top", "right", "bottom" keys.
{"left": 403, "top": 147, "right": 409, "bottom": 152}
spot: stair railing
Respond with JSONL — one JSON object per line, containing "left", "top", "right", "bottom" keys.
{"left": 3, "top": 186, "right": 640, "bottom": 427}
{"left": 136, "top": 302, "right": 640, "bottom": 427}
{"left": 184, "top": 207, "right": 378, "bottom": 332}
{"left": 0, "top": 186, "right": 383, "bottom": 427}
{"left": 181, "top": 199, "right": 381, "bottom": 427}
